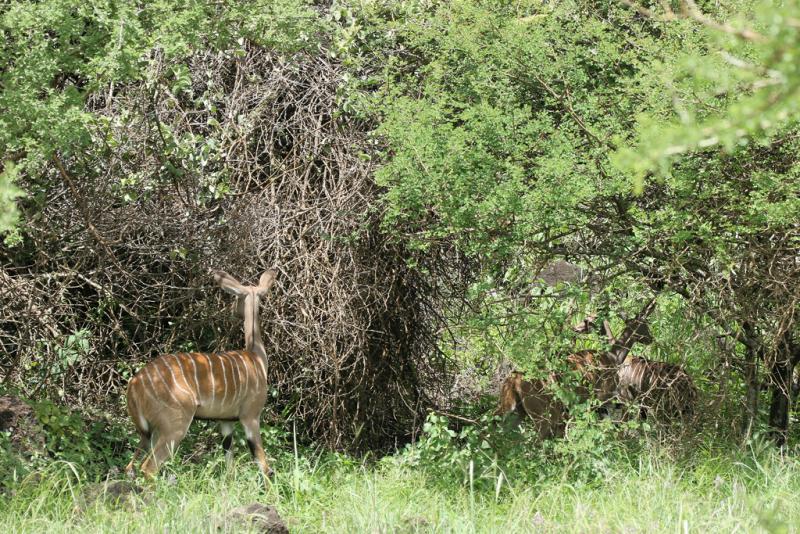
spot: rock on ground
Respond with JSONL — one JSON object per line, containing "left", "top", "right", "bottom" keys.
{"left": 76, "top": 480, "right": 143, "bottom": 512}
{"left": 224, "top": 503, "right": 289, "bottom": 534}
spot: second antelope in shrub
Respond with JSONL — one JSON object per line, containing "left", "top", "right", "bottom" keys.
{"left": 576, "top": 300, "right": 698, "bottom": 422}
{"left": 616, "top": 356, "right": 697, "bottom": 422}
{"left": 496, "top": 350, "right": 619, "bottom": 438}
{"left": 125, "top": 270, "right": 277, "bottom": 478}
{"left": 496, "top": 371, "right": 567, "bottom": 439}
{"left": 495, "top": 298, "right": 658, "bottom": 435}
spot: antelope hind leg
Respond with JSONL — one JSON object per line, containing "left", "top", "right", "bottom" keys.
{"left": 220, "top": 421, "right": 235, "bottom": 469}
{"left": 240, "top": 416, "right": 272, "bottom": 478}
{"left": 126, "top": 430, "right": 151, "bottom": 479}
{"left": 140, "top": 414, "right": 193, "bottom": 478}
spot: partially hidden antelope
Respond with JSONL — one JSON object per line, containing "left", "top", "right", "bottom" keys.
{"left": 125, "top": 270, "right": 276, "bottom": 478}
{"left": 496, "top": 350, "right": 619, "bottom": 438}
{"left": 496, "top": 371, "right": 566, "bottom": 439}
{"left": 578, "top": 298, "right": 697, "bottom": 422}
{"left": 616, "top": 355, "right": 697, "bottom": 422}
{"left": 496, "top": 298, "right": 658, "bottom": 435}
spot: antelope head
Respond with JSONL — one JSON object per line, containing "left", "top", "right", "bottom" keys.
{"left": 214, "top": 269, "right": 276, "bottom": 359}
{"left": 606, "top": 297, "right": 657, "bottom": 365}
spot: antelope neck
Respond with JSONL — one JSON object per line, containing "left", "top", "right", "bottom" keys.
{"left": 243, "top": 291, "right": 267, "bottom": 360}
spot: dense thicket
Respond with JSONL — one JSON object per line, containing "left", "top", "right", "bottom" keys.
{"left": 0, "top": 1, "right": 468, "bottom": 451}
{"left": 1, "top": 0, "right": 799, "bottom": 454}
{"left": 364, "top": 0, "right": 800, "bottom": 442}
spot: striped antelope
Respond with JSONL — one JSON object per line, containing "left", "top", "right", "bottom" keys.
{"left": 496, "top": 298, "right": 659, "bottom": 435}
{"left": 592, "top": 300, "right": 698, "bottom": 422}
{"left": 616, "top": 355, "right": 697, "bottom": 422}
{"left": 125, "top": 270, "right": 277, "bottom": 478}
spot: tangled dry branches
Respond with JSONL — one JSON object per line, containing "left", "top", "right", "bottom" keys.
{"left": 0, "top": 44, "right": 468, "bottom": 451}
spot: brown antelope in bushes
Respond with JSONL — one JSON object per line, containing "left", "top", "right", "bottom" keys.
{"left": 496, "top": 371, "right": 567, "bottom": 439}
{"left": 496, "top": 298, "right": 658, "bottom": 434}
{"left": 496, "top": 350, "right": 619, "bottom": 437}
{"left": 125, "top": 270, "right": 277, "bottom": 479}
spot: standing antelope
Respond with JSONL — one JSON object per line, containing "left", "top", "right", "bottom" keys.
{"left": 125, "top": 270, "right": 276, "bottom": 478}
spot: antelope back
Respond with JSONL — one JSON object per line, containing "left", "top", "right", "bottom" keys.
{"left": 617, "top": 356, "right": 697, "bottom": 420}
{"left": 127, "top": 350, "right": 270, "bottom": 424}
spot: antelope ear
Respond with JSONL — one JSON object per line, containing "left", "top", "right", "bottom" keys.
{"left": 572, "top": 313, "right": 597, "bottom": 334}
{"left": 612, "top": 346, "right": 630, "bottom": 366}
{"left": 214, "top": 271, "right": 248, "bottom": 297}
{"left": 256, "top": 269, "right": 277, "bottom": 296}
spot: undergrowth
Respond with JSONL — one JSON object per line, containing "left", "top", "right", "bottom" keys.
{"left": 1, "top": 413, "right": 798, "bottom": 533}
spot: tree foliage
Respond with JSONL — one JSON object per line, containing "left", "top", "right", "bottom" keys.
{"left": 356, "top": 0, "right": 800, "bottom": 440}
{"left": 0, "top": 0, "right": 319, "bottom": 232}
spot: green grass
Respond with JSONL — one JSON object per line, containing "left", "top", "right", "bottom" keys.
{"left": 1, "top": 444, "right": 799, "bottom": 533}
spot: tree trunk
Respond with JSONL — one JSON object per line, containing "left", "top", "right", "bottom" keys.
{"left": 740, "top": 322, "right": 761, "bottom": 441}
{"left": 742, "top": 346, "right": 759, "bottom": 441}
{"left": 767, "top": 333, "right": 799, "bottom": 446}
{"left": 767, "top": 358, "right": 791, "bottom": 446}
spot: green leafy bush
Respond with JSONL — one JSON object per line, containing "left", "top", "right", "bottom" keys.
{"left": 400, "top": 409, "right": 641, "bottom": 494}
{"left": 32, "top": 400, "right": 93, "bottom": 466}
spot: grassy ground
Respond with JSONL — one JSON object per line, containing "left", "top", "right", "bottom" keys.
{"left": 1, "top": 441, "right": 798, "bottom": 533}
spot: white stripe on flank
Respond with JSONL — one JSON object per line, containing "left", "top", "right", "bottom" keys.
{"left": 218, "top": 354, "right": 230, "bottom": 408}
{"left": 204, "top": 354, "right": 217, "bottom": 405}
{"left": 221, "top": 353, "right": 235, "bottom": 405}
{"left": 237, "top": 353, "right": 250, "bottom": 400}
{"left": 244, "top": 354, "right": 259, "bottom": 394}
{"left": 188, "top": 355, "right": 201, "bottom": 397}
{"left": 171, "top": 354, "right": 198, "bottom": 405}
{"left": 142, "top": 366, "right": 163, "bottom": 409}
{"left": 229, "top": 353, "right": 245, "bottom": 404}
{"left": 151, "top": 360, "right": 182, "bottom": 405}
{"left": 226, "top": 352, "right": 242, "bottom": 405}
{"left": 163, "top": 356, "right": 193, "bottom": 401}
{"left": 240, "top": 354, "right": 250, "bottom": 402}
{"left": 142, "top": 366, "right": 157, "bottom": 396}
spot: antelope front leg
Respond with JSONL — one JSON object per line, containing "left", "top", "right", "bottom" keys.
{"left": 240, "top": 416, "right": 272, "bottom": 478}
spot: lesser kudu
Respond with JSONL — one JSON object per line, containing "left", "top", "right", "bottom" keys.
{"left": 126, "top": 270, "right": 276, "bottom": 478}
